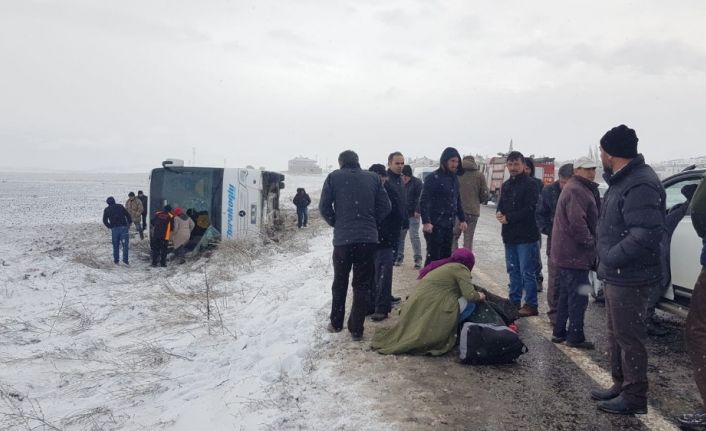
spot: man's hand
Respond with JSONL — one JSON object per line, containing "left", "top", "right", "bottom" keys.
{"left": 458, "top": 221, "right": 468, "bottom": 233}
{"left": 423, "top": 223, "right": 433, "bottom": 233}
{"left": 496, "top": 212, "right": 508, "bottom": 225}
{"left": 478, "top": 292, "right": 486, "bottom": 302}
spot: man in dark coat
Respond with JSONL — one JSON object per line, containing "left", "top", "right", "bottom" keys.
{"left": 368, "top": 163, "right": 405, "bottom": 321}
{"left": 319, "top": 150, "right": 391, "bottom": 341}
{"left": 677, "top": 176, "right": 706, "bottom": 428}
{"left": 397, "top": 164, "right": 424, "bottom": 269}
{"left": 419, "top": 147, "right": 467, "bottom": 266}
{"left": 590, "top": 124, "right": 666, "bottom": 416}
{"left": 550, "top": 157, "right": 600, "bottom": 350}
{"left": 536, "top": 163, "right": 574, "bottom": 324}
{"left": 103, "top": 196, "right": 132, "bottom": 265}
{"left": 292, "top": 188, "right": 311, "bottom": 228}
{"left": 525, "top": 158, "right": 546, "bottom": 292}
{"left": 150, "top": 205, "right": 174, "bottom": 267}
{"left": 496, "top": 151, "right": 541, "bottom": 317}
{"left": 386, "top": 152, "right": 408, "bottom": 263}
{"left": 137, "top": 190, "right": 148, "bottom": 233}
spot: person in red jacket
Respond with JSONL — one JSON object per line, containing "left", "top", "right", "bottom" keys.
{"left": 150, "top": 205, "right": 174, "bottom": 267}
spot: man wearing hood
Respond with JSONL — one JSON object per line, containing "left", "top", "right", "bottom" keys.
{"left": 151, "top": 205, "right": 175, "bottom": 267}
{"left": 419, "top": 147, "right": 467, "bottom": 266}
{"left": 590, "top": 125, "right": 665, "bottom": 416}
{"left": 453, "top": 155, "right": 489, "bottom": 251}
{"left": 496, "top": 151, "right": 541, "bottom": 318}
{"left": 319, "top": 150, "right": 391, "bottom": 341}
{"left": 102, "top": 196, "right": 132, "bottom": 265}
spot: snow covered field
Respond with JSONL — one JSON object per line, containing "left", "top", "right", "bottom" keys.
{"left": 0, "top": 172, "right": 385, "bottom": 430}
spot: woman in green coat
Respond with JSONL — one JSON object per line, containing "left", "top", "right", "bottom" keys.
{"left": 371, "top": 248, "right": 485, "bottom": 355}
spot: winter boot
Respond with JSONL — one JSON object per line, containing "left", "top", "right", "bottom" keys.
{"left": 596, "top": 395, "right": 647, "bottom": 415}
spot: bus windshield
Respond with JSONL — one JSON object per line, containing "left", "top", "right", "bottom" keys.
{"left": 149, "top": 167, "right": 224, "bottom": 233}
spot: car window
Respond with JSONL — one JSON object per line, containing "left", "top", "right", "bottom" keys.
{"left": 664, "top": 177, "right": 703, "bottom": 213}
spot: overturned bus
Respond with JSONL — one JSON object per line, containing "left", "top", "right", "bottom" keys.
{"left": 149, "top": 159, "right": 285, "bottom": 248}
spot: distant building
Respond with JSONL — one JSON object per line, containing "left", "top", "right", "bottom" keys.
{"left": 407, "top": 156, "right": 438, "bottom": 169}
{"left": 288, "top": 157, "right": 322, "bottom": 174}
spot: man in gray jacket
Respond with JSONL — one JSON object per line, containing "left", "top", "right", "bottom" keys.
{"left": 319, "top": 150, "right": 391, "bottom": 341}
{"left": 453, "top": 155, "right": 489, "bottom": 251}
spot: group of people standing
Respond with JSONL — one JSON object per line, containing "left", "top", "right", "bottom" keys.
{"left": 102, "top": 191, "right": 195, "bottom": 267}
{"left": 317, "top": 124, "right": 706, "bottom": 424}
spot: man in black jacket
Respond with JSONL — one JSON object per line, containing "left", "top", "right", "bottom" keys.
{"left": 368, "top": 163, "right": 404, "bottom": 321}
{"left": 496, "top": 151, "right": 540, "bottom": 318}
{"left": 397, "top": 164, "right": 424, "bottom": 269}
{"left": 319, "top": 150, "right": 391, "bottom": 341}
{"left": 419, "top": 147, "right": 467, "bottom": 266}
{"left": 103, "top": 196, "right": 132, "bottom": 265}
{"left": 150, "top": 205, "right": 174, "bottom": 267}
{"left": 386, "top": 152, "right": 408, "bottom": 263}
{"left": 536, "top": 163, "right": 573, "bottom": 324}
{"left": 590, "top": 125, "right": 666, "bottom": 416}
{"left": 137, "top": 190, "right": 148, "bottom": 233}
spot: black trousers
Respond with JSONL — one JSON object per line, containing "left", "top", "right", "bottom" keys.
{"left": 423, "top": 225, "right": 453, "bottom": 266}
{"left": 331, "top": 243, "right": 376, "bottom": 335}
{"left": 141, "top": 213, "right": 147, "bottom": 231}
{"left": 553, "top": 268, "right": 590, "bottom": 344}
{"left": 151, "top": 239, "right": 169, "bottom": 266}
{"left": 605, "top": 282, "right": 651, "bottom": 405}
{"left": 687, "top": 267, "right": 706, "bottom": 408}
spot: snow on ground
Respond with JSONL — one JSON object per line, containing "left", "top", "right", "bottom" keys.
{"left": 0, "top": 172, "right": 385, "bottom": 430}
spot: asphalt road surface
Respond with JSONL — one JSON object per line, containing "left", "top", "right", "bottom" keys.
{"left": 316, "top": 205, "right": 702, "bottom": 431}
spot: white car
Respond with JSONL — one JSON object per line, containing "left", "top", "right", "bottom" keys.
{"left": 659, "top": 167, "right": 704, "bottom": 316}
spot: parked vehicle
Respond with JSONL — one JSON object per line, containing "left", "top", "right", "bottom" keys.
{"left": 659, "top": 166, "right": 705, "bottom": 316}
{"left": 149, "top": 159, "right": 285, "bottom": 247}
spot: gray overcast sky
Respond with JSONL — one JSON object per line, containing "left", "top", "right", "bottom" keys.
{"left": 2, "top": 0, "right": 706, "bottom": 172}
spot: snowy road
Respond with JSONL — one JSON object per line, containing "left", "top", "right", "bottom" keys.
{"left": 0, "top": 172, "right": 702, "bottom": 430}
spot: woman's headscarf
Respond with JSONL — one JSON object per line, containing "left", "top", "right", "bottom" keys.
{"left": 417, "top": 247, "right": 475, "bottom": 279}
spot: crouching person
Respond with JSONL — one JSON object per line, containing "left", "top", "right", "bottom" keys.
{"left": 172, "top": 207, "right": 194, "bottom": 264}
{"left": 550, "top": 157, "right": 600, "bottom": 349}
{"left": 371, "top": 248, "right": 485, "bottom": 355}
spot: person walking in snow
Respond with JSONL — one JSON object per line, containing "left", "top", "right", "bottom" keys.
{"left": 496, "top": 151, "right": 541, "bottom": 318}
{"left": 103, "top": 196, "right": 132, "bottom": 265}
{"left": 590, "top": 124, "right": 665, "bottom": 415}
{"left": 419, "top": 147, "right": 467, "bottom": 266}
{"left": 137, "top": 190, "right": 148, "bottom": 233}
{"left": 319, "top": 150, "right": 391, "bottom": 341}
{"left": 367, "top": 162, "right": 405, "bottom": 322}
{"left": 396, "top": 164, "right": 423, "bottom": 269}
{"left": 125, "top": 192, "right": 145, "bottom": 239}
{"left": 172, "top": 207, "right": 194, "bottom": 264}
{"left": 292, "top": 188, "right": 311, "bottom": 228}
{"left": 453, "top": 155, "right": 489, "bottom": 252}
{"left": 550, "top": 157, "right": 600, "bottom": 350}
{"left": 150, "top": 205, "right": 174, "bottom": 267}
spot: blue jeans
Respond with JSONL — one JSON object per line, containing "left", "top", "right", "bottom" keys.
{"left": 296, "top": 207, "right": 308, "bottom": 228}
{"left": 504, "top": 242, "right": 539, "bottom": 308}
{"left": 398, "top": 216, "right": 422, "bottom": 262}
{"left": 553, "top": 268, "right": 590, "bottom": 343}
{"left": 111, "top": 225, "right": 129, "bottom": 263}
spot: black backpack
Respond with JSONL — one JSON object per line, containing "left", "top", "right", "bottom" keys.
{"left": 459, "top": 322, "right": 528, "bottom": 365}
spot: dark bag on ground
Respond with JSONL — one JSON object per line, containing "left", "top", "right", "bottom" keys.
{"left": 475, "top": 286, "right": 519, "bottom": 325}
{"left": 459, "top": 322, "right": 528, "bottom": 365}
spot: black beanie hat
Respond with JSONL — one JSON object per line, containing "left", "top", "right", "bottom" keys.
{"left": 164, "top": 205, "right": 172, "bottom": 212}
{"left": 402, "top": 165, "right": 413, "bottom": 177}
{"left": 106, "top": 197, "right": 116, "bottom": 205}
{"left": 600, "top": 125, "right": 638, "bottom": 158}
{"left": 368, "top": 164, "right": 387, "bottom": 177}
